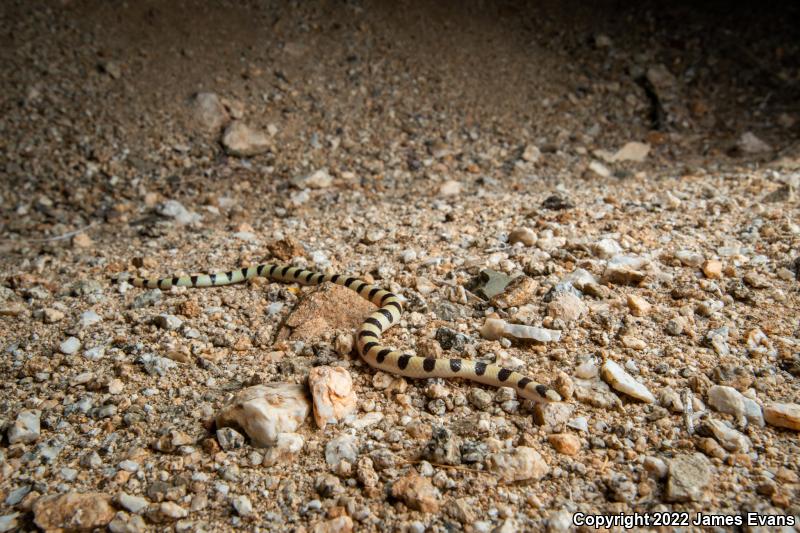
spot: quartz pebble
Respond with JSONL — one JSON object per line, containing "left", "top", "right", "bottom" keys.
{"left": 215, "top": 384, "right": 310, "bottom": 447}
{"left": 480, "top": 318, "right": 561, "bottom": 343}
{"left": 590, "top": 238, "right": 622, "bottom": 259}
{"left": 59, "top": 336, "right": 81, "bottom": 355}
{"left": 231, "top": 495, "right": 253, "bottom": 517}
{"left": 8, "top": 409, "right": 41, "bottom": 444}
{"left": 0, "top": 514, "right": 20, "bottom": 532}
{"left": 438, "top": 180, "right": 462, "bottom": 197}
{"left": 309, "top": 366, "right": 357, "bottom": 429}
{"left": 262, "top": 433, "right": 305, "bottom": 466}
{"left": 160, "top": 501, "right": 188, "bottom": 519}
{"left": 675, "top": 250, "right": 704, "bottom": 267}
{"left": 707, "top": 385, "right": 764, "bottom": 426}
{"left": 703, "top": 419, "right": 751, "bottom": 452}
{"left": 118, "top": 493, "right": 149, "bottom": 514}
{"left": 325, "top": 434, "right": 358, "bottom": 474}
{"left": 601, "top": 360, "right": 655, "bottom": 403}
{"left": 79, "top": 310, "right": 102, "bottom": 327}
{"left": 574, "top": 361, "right": 598, "bottom": 379}
{"left": 602, "top": 256, "right": 648, "bottom": 285}
{"left": 521, "top": 144, "right": 541, "bottom": 162}
{"left": 157, "top": 200, "right": 201, "bottom": 225}
{"left": 612, "top": 141, "right": 650, "bottom": 162}
{"left": 737, "top": 131, "right": 771, "bottom": 153}
{"left": 486, "top": 446, "right": 549, "bottom": 483}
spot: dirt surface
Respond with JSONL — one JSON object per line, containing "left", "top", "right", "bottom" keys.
{"left": 1, "top": 1, "right": 800, "bottom": 531}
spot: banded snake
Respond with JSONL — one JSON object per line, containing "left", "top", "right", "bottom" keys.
{"left": 126, "top": 263, "right": 562, "bottom": 403}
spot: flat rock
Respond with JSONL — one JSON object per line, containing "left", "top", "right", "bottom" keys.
{"left": 221, "top": 121, "right": 271, "bottom": 156}
{"left": 215, "top": 383, "right": 310, "bottom": 447}
{"left": 308, "top": 366, "right": 357, "bottom": 430}
{"left": 33, "top": 492, "right": 115, "bottom": 532}
{"left": 281, "top": 283, "right": 375, "bottom": 342}
{"left": 666, "top": 453, "right": 713, "bottom": 502}
{"left": 486, "top": 446, "right": 549, "bottom": 483}
{"left": 601, "top": 360, "right": 655, "bottom": 403}
{"left": 764, "top": 402, "right": 800, "bottom": 431}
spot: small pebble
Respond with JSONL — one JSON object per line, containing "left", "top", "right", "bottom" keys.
{"left": 59, "top": 337, "right": 81, "bottom": 355}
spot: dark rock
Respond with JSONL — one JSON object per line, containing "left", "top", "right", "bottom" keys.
{"left": 435, "top": 327, "right": 468, "bottom": 353}
{"left": 422, "top": 427, "right": 461, "bottom": 465}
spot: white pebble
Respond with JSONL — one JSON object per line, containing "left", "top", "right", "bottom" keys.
{"left": 59, "top": 337, "right": 81, "bottom": 355}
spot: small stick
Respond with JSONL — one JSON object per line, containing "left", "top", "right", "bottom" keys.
{"left": 1, "top": 222, "right": 98, "bottom": 243}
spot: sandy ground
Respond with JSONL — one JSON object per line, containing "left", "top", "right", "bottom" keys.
{"left": 1, "top": 1, "right": 799, "bottom": 532}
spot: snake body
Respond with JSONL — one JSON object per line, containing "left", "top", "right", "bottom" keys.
{"left": 127, "top": 263, "right": 561, "bottom": 403}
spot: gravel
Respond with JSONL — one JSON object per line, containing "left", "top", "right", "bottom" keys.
{"left": 1, "top": 1, "right": 798, "bottom": 530}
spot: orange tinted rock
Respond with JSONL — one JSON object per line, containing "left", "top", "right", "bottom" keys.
{"left": 282, "top": 283, "right": 375, "bottom": 342}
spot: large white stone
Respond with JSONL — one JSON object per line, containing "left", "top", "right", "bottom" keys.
{"left": 216, "top": 384, "right": 310, "bottom": 447}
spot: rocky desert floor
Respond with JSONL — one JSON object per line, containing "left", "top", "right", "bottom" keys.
{"left": 1, "top": 1, "right": 799, "bottom": 532}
